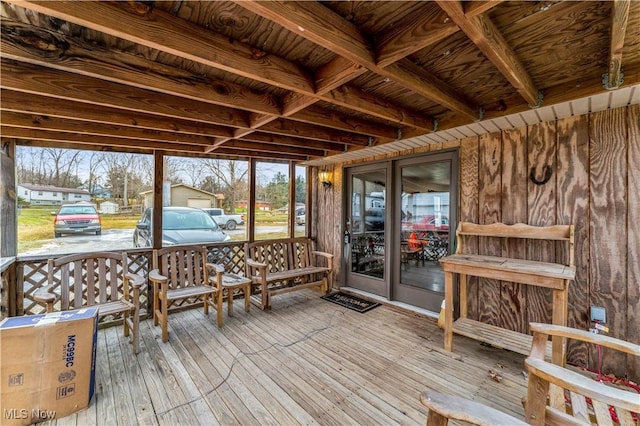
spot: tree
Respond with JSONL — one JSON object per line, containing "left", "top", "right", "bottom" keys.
{"left": 264, "top": 172, "right": 289, "bottom": 209}
{"left": 295, "top": 175, "right": 306, "bottom": 203}
{"left": 201, "top": 159, "right": 248, "bottom": 211}
{"left": 101, "top": 153, "right": 148, "bottom": 205}
{"left": 16, "top": 147, "right": 82, "bottom": 188}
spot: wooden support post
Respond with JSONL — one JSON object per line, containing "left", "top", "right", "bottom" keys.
{"left": 289, "top": 161, "right": 295, "bottom": 237}
{"left": 248, "top": 159, "right": 256, "bottom": 242}
{"left": 152, "top": 151, "right": 163, "bottom": 250}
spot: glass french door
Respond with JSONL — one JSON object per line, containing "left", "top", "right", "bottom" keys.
{"left": 345, "top": 164, "right": 388, "bottom": 297}
{"left": 393, "top": 152, "right": 457, "bottom": 312}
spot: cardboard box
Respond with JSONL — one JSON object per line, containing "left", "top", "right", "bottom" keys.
{"left": 0, "top": 307, "right": 98, "bottom": 425}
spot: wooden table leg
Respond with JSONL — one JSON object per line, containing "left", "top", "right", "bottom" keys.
{"left": 244, "top": 284, "right": 251, "bottom": 312}
{"left": 227, "top": 288, "right": 234, "bottom": 317}
{"left": 444, "top": 270, "right": 454, "bottom": 351}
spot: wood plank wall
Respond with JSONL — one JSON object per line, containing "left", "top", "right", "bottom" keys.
{"left": 314, "top": 104, "right": 640, "bottom": 381}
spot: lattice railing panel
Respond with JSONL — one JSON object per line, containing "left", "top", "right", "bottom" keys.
{"left": 13, "top": 241, "right": 281, "bottom": 320}
{"left": 206, "top": 242, "right": 245, "bottom": 275}
{"left": 20, "top": 259, "right": 49, "bottom": 316}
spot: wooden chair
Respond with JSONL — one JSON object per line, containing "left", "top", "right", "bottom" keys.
{"left": 149, "top": 245, "right": 219, "bottom": 342}
{"left": 420, "top": 391, "right": 528, "bottom": 425}
{"left": 420, "top": 323, "right": 640, "bottom": 426}
{"left": 524, "top": 323, "right": 640, "bottom": 426}
{"left": 34, "top": 251, "right": 145, "bottom": 353}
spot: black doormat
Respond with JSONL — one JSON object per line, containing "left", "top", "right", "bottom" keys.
{"left": 321, "top": 292, "right": 380, "bottom": 313}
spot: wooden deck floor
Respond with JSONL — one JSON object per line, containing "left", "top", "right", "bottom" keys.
{"left": 46, "top": 290, "right": 529, "bottom": 425}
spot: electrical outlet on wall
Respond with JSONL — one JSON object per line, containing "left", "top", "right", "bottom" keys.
{"left": 590, "top": 306, "right": 606, "bottom": 323}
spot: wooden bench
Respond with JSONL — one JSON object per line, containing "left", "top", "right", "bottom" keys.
{"left": 439, "top": 222, "right": 575, "bottom": 364}
{"left": 245, "top": 238, "right": 333, "bottom": 310}
{"left": 420, "top": 323, "right": 639, "bottom": 425}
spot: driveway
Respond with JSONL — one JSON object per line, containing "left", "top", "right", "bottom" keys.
{"left": 19, "top": 225, "right": 306, "bottom": 257}
{"left": 20, "top": 229, "right": 134, "bottom": 257}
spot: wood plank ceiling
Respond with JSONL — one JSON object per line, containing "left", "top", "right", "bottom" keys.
{"left": 1, "top": 1, "right": 639, "bottom": 163}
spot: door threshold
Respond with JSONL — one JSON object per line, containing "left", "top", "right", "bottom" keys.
{"left": 338, "top": 287, "right": 439, "bottom": 320}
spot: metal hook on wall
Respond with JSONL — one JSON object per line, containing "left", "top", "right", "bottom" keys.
{"left": 529, "top": 165, "right": 553, "bottom": 185}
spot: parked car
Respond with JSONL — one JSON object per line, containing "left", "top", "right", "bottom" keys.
{"left": 295, "top": 208, "right": 305, "bottom": 225}
{"left": 53, "top": 203, "right": 101, "bottom": 237}
{"left": 201, "top": 208, "right": 244, "bottom": 230}
{"left": 353, "top": 208, "right": 385, "bottom": 231}
{"left": 404, "top": 215, "right": 450, "bottom": 232}
{"left": 133, "top": 206, "right": 231, "bottom": 247}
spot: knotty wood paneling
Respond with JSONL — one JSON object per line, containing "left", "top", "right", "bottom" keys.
{"left": 556, "top": 115, "right": 590, "bottom": 367}
{"left": 627, "top": 104, "right": 640, "bottom": 379}
{"left": 318, "top": 105, "right": 637, "bottom": 380}
{"left": 477, "top": 132, "right": 502, "bottom": 326}
{"left": 500, "top": 127, "right": 528, "bottom": 334}
{"left": 589, "top": 108, "right": 628, "bottom": 374}
{"left": 459, "top": 136, "right": 480, "bottom": 319}
{"left": 526, "top": 122, "right": 557, "bottom": 328}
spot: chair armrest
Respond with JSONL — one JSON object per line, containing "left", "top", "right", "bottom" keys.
{"left": 206, "top": 263, "right": 225, "bottom": 274}
{"left": 420, "top": 391, "right": 527, "bottom": 425}
{"left": 149, "top": 268, "right": 167, "bottom": 284}
{"left": 34, "top": 286, "right": 56, "bottom": 304}
{"left": 529, "top": 323, "right": 640, "bottom": 356}
{"left": 125, "top": 272, "right": 146, "bottom": 289}
{"left": 312, "top": 251, "right": 334, "bottom": 260}
{"left": 525, "top": 357, "right": 640, "bottom": 412}
{"left": 245, "top": 258, "right": 267, "bottom": 270}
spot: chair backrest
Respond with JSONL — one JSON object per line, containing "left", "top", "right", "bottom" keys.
{"left": 524, "top": 323, "right": 640, "bottom": 426}
{"left": 47, "top": 251, "right": 128, "bottom": 309}
{"left": 152, "top": 244, "right": 209, "bottom": 290}
{"left": 244, "top": 238, "right": 314, "bottom": 274}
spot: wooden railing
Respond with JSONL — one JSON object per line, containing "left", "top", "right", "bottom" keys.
{"left": 1, "top": 256, "right": 16, "bottom": 320}
{"left": 5, "top": 242, "right": 247, "bottom": 324}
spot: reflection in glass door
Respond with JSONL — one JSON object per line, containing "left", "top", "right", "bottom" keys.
{"left": 346, "top": 166, "right": 387, "bottom": 297}
{"left": 394, "top": 153, "right": 457, "bottom": 312}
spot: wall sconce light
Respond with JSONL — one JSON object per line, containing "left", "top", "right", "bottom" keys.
{"left": 318, "top": 170, "right": 332, "bottom": 189}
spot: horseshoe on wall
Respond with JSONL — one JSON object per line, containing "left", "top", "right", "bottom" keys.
{"left": 529, "top": 165, "right": 553, "bottom": 185}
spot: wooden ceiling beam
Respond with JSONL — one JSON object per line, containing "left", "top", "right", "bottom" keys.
{"left": 605, "top": 0, "right": 631, "bottom": 90}
{"left": 0, "top": 60, "right": 251, "bottom": 128}
{"left": 220, "top": 139, "right": 326, "bottom": 157}
{"left": 0, "top": 89, "right": 236, "bottom": 139}
{"left": 436, "top": 0, "right": 540, "bottom": 107}
{"left": 0, "top": 19, "right": 281, "bottom": 116}
{"left": 314, "top": 57, "right": 368, "bottom": 94}
{"left": 236, "top": 0, "right": 478, "bottom": 121}
{"left": 290, "top": 105, "right": 398, "bottom": 140}
{"left": 464, "top": 1, "right": 505, "bottom": 18}
{"left": 375, "top": 6, "right": 459, "bottom": 68}
{"left": 211, "top": 147, "right": 309, "bottom": 162}
{"left": 8, "top": 1, "right": 315, "bottom": 94}
{"left": 12, "top": 138, "right": 308, "bottom": 161}
{"left": 240, "top": 132, "right": 346, "bottom": 153}
{"left": 0, "top": 126, "right": 207, "bottom": 153}
{"left": 322, "top": 85, "right": 435, "bottom": 131}
{"left": 0, "top": 111, "right": 219, "bottom": 147}
{"left": 9, "top": 1, "right": 432, "bottom": 136}
{"left": 258, "top": 119, "right": 372, "bottom": 146}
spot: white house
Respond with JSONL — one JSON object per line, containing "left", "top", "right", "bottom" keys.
{"left": 18, "top": 184, "right": 91, "bottom": 206}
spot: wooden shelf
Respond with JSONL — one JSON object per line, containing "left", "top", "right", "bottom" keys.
{"left": 453, "top": 318, "right": 552, "bottom": 358}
